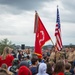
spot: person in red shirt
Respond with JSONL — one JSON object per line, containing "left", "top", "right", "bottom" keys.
{"left": 0, "top": 47, "right": 14, "bottom": 67}
{"left": 52, "top": 60, "right": 65, "bottom": 75}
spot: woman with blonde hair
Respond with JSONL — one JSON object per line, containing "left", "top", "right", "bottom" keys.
{"left": 0, "top": 47, "right": 14, "bottom": 67}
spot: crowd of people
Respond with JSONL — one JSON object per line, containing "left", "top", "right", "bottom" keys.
{"left": 0, "top": 46, "right": 75, "bottom": 75}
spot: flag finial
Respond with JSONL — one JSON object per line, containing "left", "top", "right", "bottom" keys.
{"left": 35, "top": 10, "right": 38, "bottom": 14}
{"left": 35, "top": 10, "right": 37, "bottom": 13}
{"left": 57, "top": 5, "right": 58, "bottom": 8}
{"left": 35, "top": 10, "right": 38, "bottom": 16}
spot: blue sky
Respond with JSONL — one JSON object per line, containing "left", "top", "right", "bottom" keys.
{"left": 0, "top": 0, "right": 75, "bottom": 46}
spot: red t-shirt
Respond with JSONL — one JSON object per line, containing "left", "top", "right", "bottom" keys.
{"left": 0, "top": 54, "right": 14, "bottom": 67}
{"left": 53, "top": 72, "right": 64, "bottom": 75}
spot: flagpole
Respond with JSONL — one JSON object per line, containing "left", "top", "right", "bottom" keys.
{"left": 34, "top": 11, "right": 38, "bottom": 33}
{"left": 50, "top": 38, "right": 57, "bottom": 50}
{"left": 50, "top": 39, "right": 54, "bottom": 46}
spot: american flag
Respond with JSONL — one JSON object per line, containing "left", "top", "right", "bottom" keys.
{"left": 55, "top": 6, "right": 62, "bottom": 51}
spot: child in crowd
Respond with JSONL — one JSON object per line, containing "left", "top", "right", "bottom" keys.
{"left": 64, "top": 63, "right": 72, "bottom": 75}
{"left": 0, "top": 68, "right": 8, "bottom": 75}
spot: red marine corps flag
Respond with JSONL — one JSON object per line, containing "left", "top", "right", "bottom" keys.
{"left": 34, "top": 11, "right": 51, "bottom": 58}
{"left": 55, "top": 6, "right": 62, "bottom": 51}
